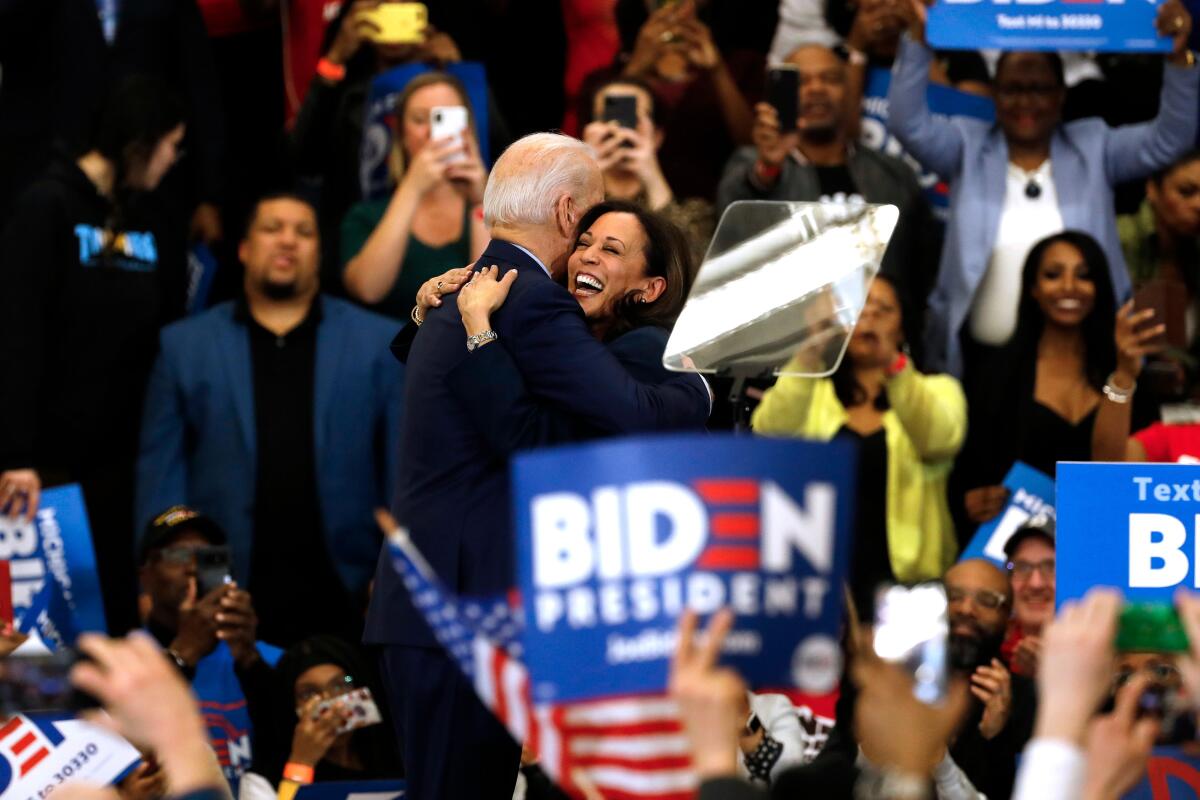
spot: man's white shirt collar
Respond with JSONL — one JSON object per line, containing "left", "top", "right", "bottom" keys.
{"left": 509, "top": 242, "right": 552, "bottom": 278}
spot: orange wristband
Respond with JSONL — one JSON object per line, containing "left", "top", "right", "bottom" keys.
{"left": 316, "top": 57, "right": 346, "bottom": 83}
{"left": 886, "top": 352, "right": 907, "bottom": 377}
{"left": 283, "top": 762, "right": 315, "bottom": 784}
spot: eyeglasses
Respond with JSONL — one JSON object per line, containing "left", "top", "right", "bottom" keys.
{"left": 1008, "top": 559, "right": 1055, "bottom": 579}
{"left": 295, "top": 674, "right": 356, "bottom": 708}
{"left": 995, "top": 83, "right": 1060, "bottom": 101}
{"left": 1114, "top": 662, "right": 1181, "bottom": 690}
{"left": 945, "top": 585, "right": 1008, "bottom": 610}
{"left": 153, "top": 545, "right": 204, "bottom": 567}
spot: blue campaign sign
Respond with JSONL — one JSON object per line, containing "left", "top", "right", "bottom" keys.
{"left": 1, "top": 484, "right": 107, "bottom": 647}
{"left": 512, "top": 433, "right": 855, "bottom": 704}
{"left": 860, "top": 68, "right": 995, "bottom": 222}
{"left": 360, "top": 62, "right": 491, "bottom": 202}
{"left": 1124, "top": 746, "right": 1200, "bottom": 798}
{"left": 959, "top": 462, "right": 1054, "bottom": 566}
{"left": 927, "top": 0, "right": 1171, "bottom": 52}
{"left": 1057, "top": 463, "right": 1200, "bottom": 605}
{"left": 295, "top": 780, "right": 406, "bottom": 800}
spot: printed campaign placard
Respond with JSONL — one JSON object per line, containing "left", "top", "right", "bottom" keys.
{"left": 0, "top": 485, "right": 107, "bottom": 649}
{"left": 360, "top": 62, "right": 491, "bottom": 202}
{"left": 927, "top": 0, "right": 1171, "bottom": 52}
{"left": 295, "top": 780, "right": 406, "bottom": 800}
{"left": 512, "top": 434, "right": 855, "bottom": 704}
{"left": 959, "top": 462, "right": 1055, "bottom": 567}
{"left": 1124, "top": 746, "right": 1200, "bottom": 799}
{"left": 1057, "top": 462, "right": 1200, "bottom": 605}
{"left": 0, "top": 713, "right": 140, "bottom": 799}
{"left": 860, "top": 68, "right": 995, "bottom": 222}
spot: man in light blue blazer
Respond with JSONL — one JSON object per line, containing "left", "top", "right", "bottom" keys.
{"left": 136, "top": 193, "right": 403, "bottom": 645}
{"left": 888, "top": 5, "right": 1200, "bottom": 377}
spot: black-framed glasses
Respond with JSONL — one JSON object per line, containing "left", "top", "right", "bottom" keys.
{"left": 1008, "top": 559, "right": 1055, "bottom": 579}
{"left": 1114, "top": 662, "right": 1181, "bottom": 690}
{"left": 945, "top": 585, "right": 1008, "bottom": 610}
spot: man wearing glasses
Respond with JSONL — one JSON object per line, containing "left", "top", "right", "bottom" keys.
{"left": 1000, "top": 517, "right": 1056, "bottom": 677}
{"left": 137, "top": 505, "right": 282, "bottom": 796}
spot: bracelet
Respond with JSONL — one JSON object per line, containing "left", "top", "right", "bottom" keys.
{"left": 855, "top": 767, "right": 931, "bottom": 800}
{"left": 283, "top": 762, "right": 315, "bottom": 784}
{"left": 165, "top": 648, "right": 194, "bottom": 680}
{"left": 411, "top": 305, "right": 424, "bottom": 327}
{"left": 466, "top": 330, "right": 498, "bottom": 352}
{"left": 1103, "top": 372, "right": 1136, "bottom": 404}
{"left": 316, "top": 57, "right": 346, "bottom": 82}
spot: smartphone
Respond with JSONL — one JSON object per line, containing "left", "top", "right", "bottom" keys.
{"left": 1117, "top": 602, "right": 1190, "bottom": 653}
{"left": 430, "top": 105, "right": 468, "bottom": 164}
{"left": 1133, "top": 279, "right": 1187, "bottom": 351}
{"left": 873, "top": 583, "right": 948, "bottom": 704}
{"left": 766, "top": 66, "right": 800, "bottom": 133}
{"left": 0, "top": 651, "right": 98, "bottom": 716}
{"left": 314, "top": 687, "right": 383, "bottom": 734}
{"left": 1138, "top": 683, "right": 1197, "bottom": 745}
{"left": 195, "top": 546, "right": 233, "bottom": 598}
{"left": 603, "top": 94, "right": 639, "bottom": 131}
{"left": 359, "top": 2, "right": 427, "bottom": 45}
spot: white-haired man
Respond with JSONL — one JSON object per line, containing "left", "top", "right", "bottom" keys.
{"left": 364, "top": 133, "right": 712, "bottom": 799}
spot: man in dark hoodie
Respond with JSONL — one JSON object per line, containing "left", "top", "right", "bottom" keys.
{"left": 0, "top": 75, "right": 188, "bottom": 634}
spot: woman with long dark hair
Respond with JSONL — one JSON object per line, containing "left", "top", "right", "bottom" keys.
{"left": 751, "top": 274, "right": 966, "bottom": 614}
{"left": 425, "top": 198, "right": 701, "bottom": 452}
{"left": 955, "top": 230, "right": 1120, "bottom": 528}
{"left": 0, "top": 75, "right": 187, "bottom": 633}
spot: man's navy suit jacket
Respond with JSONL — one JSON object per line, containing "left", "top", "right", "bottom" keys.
{"left": 363, "top": 239, "right": 710, "bottom": 647}
{"left": 136, "top": 296, "right": 403, "bottom": 595}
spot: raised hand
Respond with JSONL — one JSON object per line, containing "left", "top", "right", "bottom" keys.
{"left": 668, "top": 609, "right": 745, "bottom": 779}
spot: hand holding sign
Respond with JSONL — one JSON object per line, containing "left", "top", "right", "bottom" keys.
{"left": 1157, "top": 0, "right": 1194, "bottom": 63}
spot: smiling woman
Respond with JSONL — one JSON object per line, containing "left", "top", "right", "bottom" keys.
{"left": 952, "top": 231, "right": 1122, "bottom": 534}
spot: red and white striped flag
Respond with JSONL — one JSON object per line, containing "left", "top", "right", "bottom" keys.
{"left": 389, "top": 530, "right": 697, "bottom": 800}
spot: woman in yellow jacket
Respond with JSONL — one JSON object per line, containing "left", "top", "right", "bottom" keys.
{"left": 752, "top": 275, "right": 967, "bottom": 615}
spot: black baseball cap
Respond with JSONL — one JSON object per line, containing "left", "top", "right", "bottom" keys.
{"left": 139, "top": 505, "right": 226, "bottom": 564}
{"left": 1003, "top": 513, "right": 1056, "bottom": 561}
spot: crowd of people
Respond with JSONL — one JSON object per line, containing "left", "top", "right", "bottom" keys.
{"left": 2, "top": 0, "right": 1200, "bottom": 797}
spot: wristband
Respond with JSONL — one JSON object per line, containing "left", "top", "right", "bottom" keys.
{"left": 886, "top": 352, "right": 907, "bottom": 377}
{"left": 316, "top": 57, "right": 346, "bottom": 83}
{"left": 473, "top": 205, "right": 485, "bottom": 222}
{"left": 1103, "top": 372, "right": 1136, "bottom": 404}
{"left": 466, "top": 329, "right": 498, "bottom": 352}
{"left": 283, "top": 762, "right": 315, "bottom": 784}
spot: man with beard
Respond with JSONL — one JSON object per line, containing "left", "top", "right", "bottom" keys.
{"left": 136, "top": 193, "right": 403, "bottom": 646}
{"left": 759, "top": 559, "right": 1035, "bottom": 799}
{"left": 714, "top": 44, "right": 935, "bottom": 349}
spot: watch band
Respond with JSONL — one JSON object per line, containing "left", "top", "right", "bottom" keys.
{"left": 466, "top": 330, "right": 498, "bottom": 352}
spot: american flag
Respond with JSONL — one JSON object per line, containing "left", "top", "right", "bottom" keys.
{"left": 388, "top": 529, "right": 696, "bottom": 800}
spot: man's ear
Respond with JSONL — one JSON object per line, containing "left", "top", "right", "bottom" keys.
{"left": 555, "top": 194, "right": 576, "bottom": 238}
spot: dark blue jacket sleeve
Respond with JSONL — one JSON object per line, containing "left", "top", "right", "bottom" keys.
{"left": 498, "top": 281, "right": 710, "bottom": 435}
{"left": 446, "top": 326, "right": 697, "bottom": 456}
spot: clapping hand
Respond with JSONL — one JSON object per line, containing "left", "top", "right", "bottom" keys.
{"left": 973, "top": 658, "right": 1013, "bottom": 740}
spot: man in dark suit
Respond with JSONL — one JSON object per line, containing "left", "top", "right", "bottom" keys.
{"left": 364, "top": 133, "right": 712, "bottom": 799}
{"left": 137, "top": 193, "right": 402, "bottom": 646}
